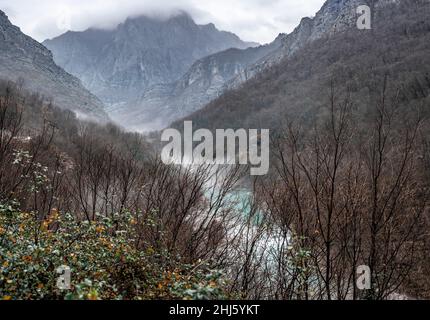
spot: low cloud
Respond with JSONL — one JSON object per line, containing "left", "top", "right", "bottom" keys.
{"left": 0, "top": 0, "right": 325, "bottom": 44}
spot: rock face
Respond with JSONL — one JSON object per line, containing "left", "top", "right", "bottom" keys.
{"left": 113, "top": 0, "right": 374, "bottom": 131}
{"left": 177, "top": 0, "right": 429, "bottom": 131}
{"left": 43, "top": 12, "right": 257, "bottom": 107}
{"left": 0, "top": 10, "right": 108, "bottom": 122}
{"left": 113, "top": 34, "right": 285, "bottom": 131}
{"left": 42, "top": 0, "right": 395, "bottom": 132}
{"left": 230, "top": 0, "right": 371, "bottom": 85}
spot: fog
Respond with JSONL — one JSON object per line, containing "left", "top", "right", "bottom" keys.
{"left": 0, "top": 0, "right": 325, "bottom": 44}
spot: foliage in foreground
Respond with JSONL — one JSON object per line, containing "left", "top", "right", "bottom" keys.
{"left": 0, "top": 203, "right": 227, "bottom": 300}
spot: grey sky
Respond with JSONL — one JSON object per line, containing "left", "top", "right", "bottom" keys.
{"left": 0, "top": 0, "right": 326, "bottom": 44}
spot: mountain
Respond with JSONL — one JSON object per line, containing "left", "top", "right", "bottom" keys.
{"left": 106, "top": 0, "right": 372, "bottom": 132}
{"left": 175, "top": 0, "right": 430, "bottom": 131}
{"left": 0, "top": 10, "right": 108, "bottom": 122}
{"left": 43, "top": 12, "right": 257, "bottom": 109}
{"left": 224, "top": 0, "right": 366, "bottom": 89}
{"left": 111, "top": 33, "right": 285, "bottom": 131}
{"left": 243, "top": 0, "right": 366, "bottom": 73}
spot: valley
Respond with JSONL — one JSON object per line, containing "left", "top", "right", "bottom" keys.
{"left": 0, "top": 0, "right": 430, "bottom": 301}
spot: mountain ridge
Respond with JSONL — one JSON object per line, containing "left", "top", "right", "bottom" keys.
{"left": 114, "top": 0, "right": 373, "bottom": 131}
{"left": 43, "top": 12, "right": 257, "bottom": 108}
{"left": 0, "top": 9, "right": 109, "bottom": 122}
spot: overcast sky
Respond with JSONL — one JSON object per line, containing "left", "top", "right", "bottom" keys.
{"left": 0, "top": 0, "right": 326, "bottom": 44}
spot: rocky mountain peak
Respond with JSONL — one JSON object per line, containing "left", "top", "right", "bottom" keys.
{"left": 202, "top": 22, "right": 217, "bottom": 30}
{"left": 0, "top": 10, "right": 52, "bottom": 60}
{"left": 121, "top": 11, "right": 195, "bottom": 29}
{"left": 90, "top": 0, "right": 380, "bottom": 131}
{"left": 167, "top": 11, "right": 196, "bottom": 25}
{"left": 44, "top": 12, "right": 257, "bottom": 105}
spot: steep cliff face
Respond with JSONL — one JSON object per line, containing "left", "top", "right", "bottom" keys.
{"left": 43, "top": 12, "right": 257, "bottom": 106}
{"left": 230, "top": 0, "right": 372, "bottom": 85}
{"left": 111, "top": 0, "right": 376, "bottom": 131}
{"left": 111, "top": 34, "right": 284, "bottom": 131}
{"left": 42, "top": 0, "right": 400, "bottom": 132}
{"left": 0, "top": 10, "right": 108, "bottom": 122}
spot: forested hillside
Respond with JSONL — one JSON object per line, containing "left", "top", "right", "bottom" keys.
{"left": 0, "top": 80, "right": 258, "bottom": 300}
{"left": 1, "top": 0, "right": 430, "bottom": 301}
{"left": 178, "top": 0, "right": 430, "bottom": 132}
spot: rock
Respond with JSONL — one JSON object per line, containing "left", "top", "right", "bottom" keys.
{"left": 115, "top": 0, "right": 375, "bottom": 131}
{"left": 0, "top": 10, "right": 109, "bottom": 122}
{"left": 114, "top": 36, "right": 284, "bottom": 131}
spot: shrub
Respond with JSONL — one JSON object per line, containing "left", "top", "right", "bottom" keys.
{"left": 0, "top": 203, "right": 227, "bottom": 300}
